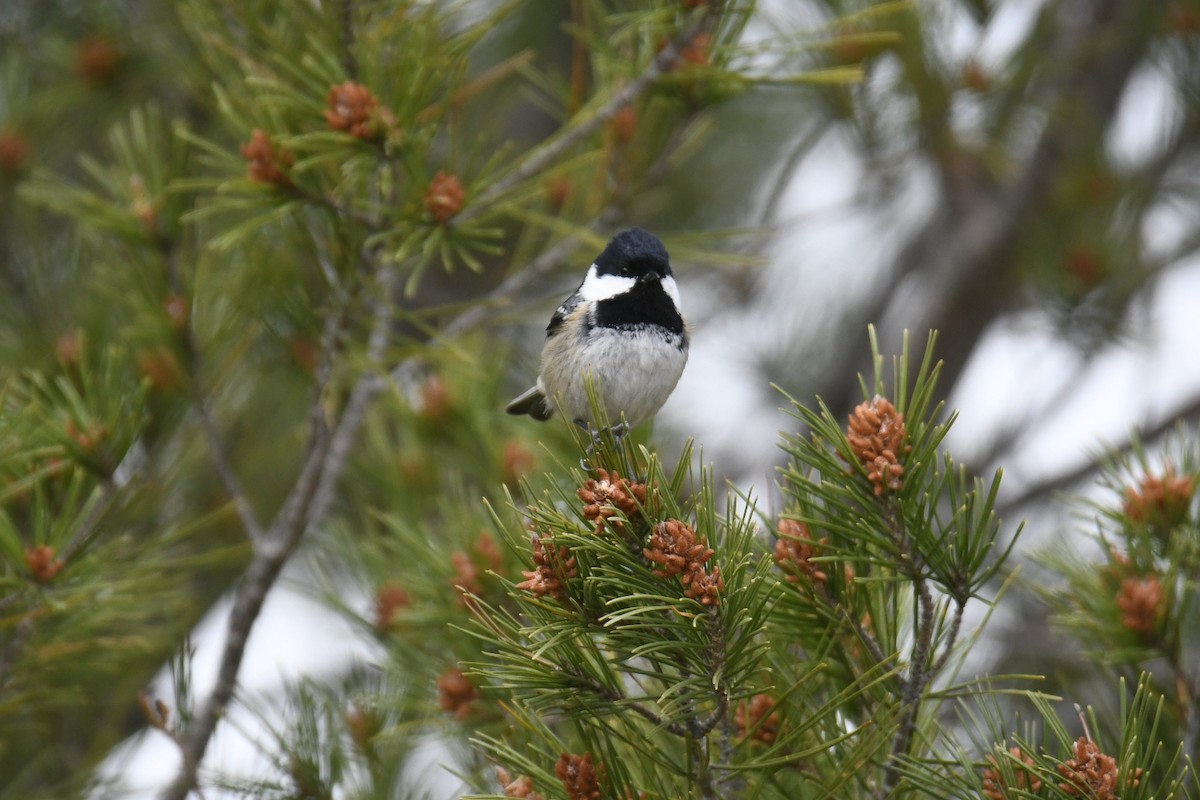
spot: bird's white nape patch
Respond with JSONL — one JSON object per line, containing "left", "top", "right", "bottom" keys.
{"left": 661, "top": 275, "right": 682, "bottom": 312}
{"left": 578, "top": 264, "right": 636, "bottom": 302}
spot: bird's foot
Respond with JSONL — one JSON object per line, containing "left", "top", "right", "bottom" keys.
{"left": 575, "top": 419, "right": 629, "bottom": 471}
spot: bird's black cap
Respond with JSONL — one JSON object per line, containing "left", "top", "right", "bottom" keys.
{"left": 594, "top": 228, "right": 672, "bottom": 278}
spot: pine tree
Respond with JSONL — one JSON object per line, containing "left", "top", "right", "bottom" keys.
{"left": 2, "top": 1, "right": 1199, "bottom": 799}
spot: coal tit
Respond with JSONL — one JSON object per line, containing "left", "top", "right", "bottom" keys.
{"left": 506, "top": 228, "right": 689, "bottom": 430}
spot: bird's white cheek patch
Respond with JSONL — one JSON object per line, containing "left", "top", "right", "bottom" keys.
{"left": 578, "top": 264, "right": 636, "bottom": 301}
{"left": 661, "top": 275, "right": 682, "bottom": 312}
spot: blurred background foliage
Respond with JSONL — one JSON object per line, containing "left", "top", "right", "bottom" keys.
{"left": 1, "top": 0, "right": 1200, "bottom": 797}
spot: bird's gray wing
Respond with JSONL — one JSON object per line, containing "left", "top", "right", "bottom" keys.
{"left": 546, "top": 290, "right": 584, "bottom": 336}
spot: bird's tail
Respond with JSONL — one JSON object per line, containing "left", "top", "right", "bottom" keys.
{"left": 505, "top": 386, "right": 554, "bottom": 421}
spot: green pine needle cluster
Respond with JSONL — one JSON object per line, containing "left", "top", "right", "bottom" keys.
{"left": 2, "top": 1, "right": 1200, "bottom": 798}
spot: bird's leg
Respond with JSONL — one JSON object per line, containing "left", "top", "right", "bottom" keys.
{"left": 574, "top": 419, "right": 630, "bottom": 471}
{"left": 574, "top": 418, "right": 597, "bottom": 470}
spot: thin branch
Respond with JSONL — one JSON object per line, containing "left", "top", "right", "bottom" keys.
{"left": 691, "top": 607, "right": 728, "bottom": 738}
{"left": 560, "top": 661, "right": 693, "bottom": 736}
{"left": 460, "top": 10, "right": 714, "bottom": 221}
{"left": 804, "top": 568, "right": 893, "bottom": 669}
{"left": 841, "top": 600, "right": 891, "bottom": 669}
{"left": 161, "top": 414, "right": 335, "bottom": 800}
{"left": 928, "top": 597, "right": 966, "bottom": 678}
{"left": 438, "top": 206, "right": 622, "bottom": 341}
{"left": 879, "top": 497, "right": 939, "bottom": 796}
{"left": 308, "top": 276, "right": 394, "bottom": 522}
{"left": 161, "top": 270, "right": 393, "bottom": 800}
{"left": 161, "top": 236, "right": 266, "bottom": 544}
{"left": 997, "top": 390, "right": 1200, "bottom": 519}
{"left": 882, "top": 573, "right": 935, "bottom": 795}
{"left": 192, "top": 394, "right": 265, "bottom": 543}
{"left": 60, "top": 476, "right": 121, "bottom": 563}
{"left": 958, "top": 351, "right": 1097, "bottom": 480}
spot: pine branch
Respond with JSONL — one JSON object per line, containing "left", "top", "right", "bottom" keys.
{"left": 160, "top": 9, "right": 726, "bottom": 794}
{"left": 461, "top": 8, "right": 715, "bottom": 220}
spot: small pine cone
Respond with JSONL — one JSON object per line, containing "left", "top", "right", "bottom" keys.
{"left": 681, "top": 563, "right": 723, "bottom": 606}
{"left": 496, "top": 767, "right": 544, "bottom": 799}
{"left": 1108, "top": 546, "right": 1132, "bottom": 571}
{"left": 425, "top": 171, "right": 466, "bottom": 223}
{"left": 679, "top": 31, "right": 713, "bottom": 66}
{"left": 137, "top": 691, "right": 171, "bottom": 731}
{"left": 418, "top": 373, "right": 455, "bottom": 422}
{"left": 1124, "top": 465, "right": 1195, "bottom": 528}
{"left": 545, "top": 176, "right": 572, "bottom": 211}
{"left": 138, "top": 346, "right": 185, "bottom": 393}
{"left": 556, "top": 753, "right": 603, "bottom": 800}
{"left": 579, "top": 469, "right": 650, "bottom": 534}
{"left": 324, "top": 81, "right": 390, "bottom": 140}
{"left": 437, "top": 667, "right": 478, "bottom": 720}
{"left": 475, "top": 531, "right": 504, "bottom": 574}
{"left": 374, "top": 583, "right": 411, "bottom": 632}
{"left": 515, "top": 534, "right": 576, "bottom": 602}
{"left": 644, "top": 519, "right": 712, "bottom": 578}
{"left": 164, "top": 294, "right": 188, "bottom": 330}
{"left": 1116, "top": 575, "right": 1164, "bottom": 636}
{"left": 24, "top": 545, "right": 64, "bottom": 583}
{"left": 66, "top": 419, "right": 110, "bottom": 453}
{"left": 501, "top": 439, "right": 536, "bottom": 485}
{"left": 451, "top": 550, "right": 483, "bottom": 603}
{"left": 345, "top": 704, "right": 381, "bottom": 751}
{"left": 982, "top": 747, "right": 1042, "bottom": 800}
{"left": 773, "top": 518, "right": 828, "bottom": 588}
{"left": 1057, "top": 737, "right": 1120, "bottom": 799}
{"left": 240, "top": 129, "right": 294, "bottom": 186}
{"left": 736, "top": 694, "right": 780, "bottom": 744}
{"left": 0, "top": 128, "right": 30, "bottom": 175}
{"left": 611, "top": 105, "right": 637, "bottom": 143}
{"left": 846, "top": 395, "right": 908, "bottom": 496}
{"left": 73, "top": 34, "right": 122, "bottom": 86}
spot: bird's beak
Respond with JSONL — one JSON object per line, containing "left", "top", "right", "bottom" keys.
{"left": 638, "top": 270, "right": 661, "bottom": 284}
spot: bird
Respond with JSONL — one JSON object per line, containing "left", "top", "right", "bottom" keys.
{"left": 506, "top": 228, "right": 689, "bottom": 434}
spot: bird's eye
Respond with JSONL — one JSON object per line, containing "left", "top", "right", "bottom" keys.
{"left": 619, "top": 266, "right": 632, "bottom": 277}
